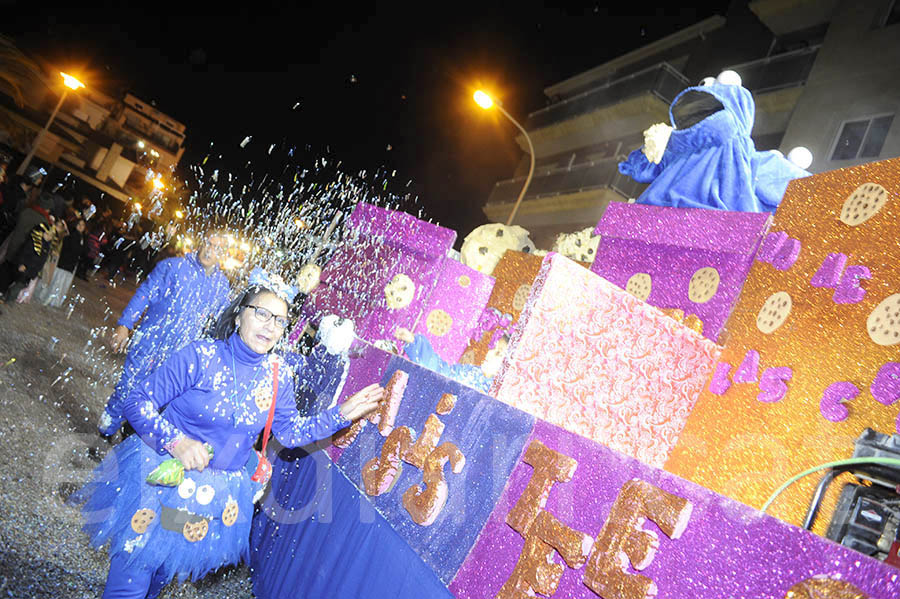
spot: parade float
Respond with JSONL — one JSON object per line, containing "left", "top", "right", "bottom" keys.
{"left": 249, "top": 77, "right": 900, "bottom": 598}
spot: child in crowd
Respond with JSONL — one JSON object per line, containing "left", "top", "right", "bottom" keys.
{"left": 38, "top": 218, "right": 85, "bottom": 307}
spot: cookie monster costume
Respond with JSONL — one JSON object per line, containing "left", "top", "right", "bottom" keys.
{"left": 618, "top": 78, "right": 809, "bottom": 212}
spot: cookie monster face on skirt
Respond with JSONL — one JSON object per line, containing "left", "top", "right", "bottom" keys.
{"left": 79, "top": 434, "right": 265, "bottom": 584}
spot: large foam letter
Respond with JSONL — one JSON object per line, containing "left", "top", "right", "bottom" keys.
{"left": 583, "top": 479, "right": 692, "bottom": 599}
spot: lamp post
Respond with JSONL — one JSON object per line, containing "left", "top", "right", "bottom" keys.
{"left": 16, "top": 72, "right": 85, "bottom": 176}
{"left": 474, "top": 90, "right": 535, "bottom": 226}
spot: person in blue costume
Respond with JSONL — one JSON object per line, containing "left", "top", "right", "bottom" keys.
{"left": 78, "top": 268, "right": 385, "bottom": 599}
{"left": 618, "top": 75, "right": 809, "bottom": 212}
{"left": 286, "top": 314, "right": 355, "bottom": 416}
{"left": 392, "top": 327, "right": 498, "bottom": 393}
{"left": 99, "top": 230, "right": 233, "bottom": 436}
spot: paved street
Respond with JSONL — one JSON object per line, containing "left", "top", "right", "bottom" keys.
{"left": 0, "top": 275, "right": 254, "bottom": 598}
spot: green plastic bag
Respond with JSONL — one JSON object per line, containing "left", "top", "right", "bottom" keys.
{"left": 146, "top": 443, "right": 214, "bottom": 487}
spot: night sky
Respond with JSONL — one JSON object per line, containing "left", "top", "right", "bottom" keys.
{"left": 5, "top": 1, "right": 729, "bottom": 240}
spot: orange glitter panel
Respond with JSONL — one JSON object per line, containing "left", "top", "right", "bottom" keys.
{"left": 666, "top": 157, "right": 900, "bottom": 530}
{"left": 463, "top": 250, "right": 545, "bottom": 366}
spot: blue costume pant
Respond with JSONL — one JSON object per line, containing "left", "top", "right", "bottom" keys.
{"left": 100, "top": 341, "right": 163, "bottom": 436}
{"left": 102, "top": 553, "right": 168, "bottom": 599}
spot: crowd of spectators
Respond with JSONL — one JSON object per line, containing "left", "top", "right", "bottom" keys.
{"left": 0, "top": 153, "right": 183, "bottom": 311}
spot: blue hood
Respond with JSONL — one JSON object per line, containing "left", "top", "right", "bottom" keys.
{"left": 617, "top": 80, "right": 809, "bottom": 212}
{"left": 670, "top": 82, "right": 755, "bottom": 135}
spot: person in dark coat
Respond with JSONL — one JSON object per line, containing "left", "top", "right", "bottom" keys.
{"left": 2, "top": 192, "right": 56, "bottom": 263}
{"left": 0, "top": 176, "right": 36, "bottom": 246}
{"left": 0, "top": 222, "right": 54, "bottom": 305}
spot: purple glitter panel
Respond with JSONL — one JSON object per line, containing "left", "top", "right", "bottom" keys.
{"left": 594, "top": 203, "right": 770, "bottom": 254}
{"left": 347, "top": 202, "right": 456, "bottom": 259}
{"left": 413, "top": 259, "right": 495, "bottom": 363}
{"left": 450, "top": 419, "right": 900, "bottom": 598}
{"left": 326, "top": 339, "right": 392, "bottom": 463}
{"left": 337, "top": 356, "right": 535, "bottom": 584}
{"left": 303, "top": 203, "right": 456, "bottom": 344}
{"left": 591, "top": 203, "right": 770, "bottom": 341}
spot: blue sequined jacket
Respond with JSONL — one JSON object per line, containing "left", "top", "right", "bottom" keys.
{"left": 123, "top": 333, "right": 350, "bottom": 471}
{"left": 117, "top": 253, "right": 231, "bottom": 361}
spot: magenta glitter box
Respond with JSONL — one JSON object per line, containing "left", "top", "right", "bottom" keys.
{"left": 302, "top": 203, "right": 457, "bottom": 344}
{"left": 591, "top": 202, "right": 771, "bottom": 342}
{"left": 413, "top": 258, "right": 495, "bottom": 364}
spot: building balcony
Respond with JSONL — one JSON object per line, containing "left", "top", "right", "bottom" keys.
{"left": 725, "top": 46, "right": 820, "bottom": 94}
{"left": 486, "top": 156, "right": 646, "bottom": 208}
{"left": 525, "top": 62, "right": 690, "bottom": 132}
{"left": 120, "top": 119, "right": 181, "bottom": 154}
{"left": 749, "top": 0, "right": 838, "bottom": 37}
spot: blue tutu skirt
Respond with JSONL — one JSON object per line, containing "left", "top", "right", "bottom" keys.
{"left": 79, "top": 434, "right": 263, "bottom": 584}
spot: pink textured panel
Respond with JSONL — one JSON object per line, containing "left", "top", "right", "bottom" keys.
{"left": 492, "top": 254, "right": 721, "bottom": 468}
{"left": 414, "top": 259, "right": 495, "bottom": 363}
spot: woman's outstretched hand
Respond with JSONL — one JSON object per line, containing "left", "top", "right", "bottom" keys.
{"left": 169, "top": 437, "right": 211, "bottom": 472}
{"left": 339, "top": 383, "right": 384, "bottom": 422}
{"left": 109, "top": 325, "right": 131, "bottom": 353}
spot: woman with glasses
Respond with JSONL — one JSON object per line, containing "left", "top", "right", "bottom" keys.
{"left": 77, "top": 268, "right": 384, "bottom": 599}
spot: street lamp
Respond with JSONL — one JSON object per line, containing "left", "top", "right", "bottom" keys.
{"left": 17, "top": 72, "right": 85, "bottom": 176}
{"left": 473, "top": 90, "right": 535, "bottom": 226}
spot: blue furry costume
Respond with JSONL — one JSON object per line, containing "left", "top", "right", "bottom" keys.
{"left": 618, "top": 81, "right": 809, "bottom": 212}
{"left": 80, "top": 333, "right": 350, "bottom": 598}
{"left": 99, "top": 254, "right": 231, "bottom": 436}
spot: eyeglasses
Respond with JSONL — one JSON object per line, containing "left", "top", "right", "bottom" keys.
{"left": 242, "top": 304, "right": 290, "bottom": 329}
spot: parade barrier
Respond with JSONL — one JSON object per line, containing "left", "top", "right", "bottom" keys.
{"left": 251, "top": 352, "right": 900, "bottom": 598}
{"left": 666, "top": 157, "right": 900, "bottom": 529}
{"left": 590, "top": 202, "right": 771, "bottom": 342}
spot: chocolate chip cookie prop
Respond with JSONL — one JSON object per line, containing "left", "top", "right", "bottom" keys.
{"left": 625, "top": 272, "right": 652, "bottom": 301}
{"left": 460, "top": 223, "right": 535, "bottom": 276}
{"left": 591, "top": 202, "right": 771, "bottom": 342}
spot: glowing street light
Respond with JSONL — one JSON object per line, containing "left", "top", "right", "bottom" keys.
{"left": 152, "top": 177, "right": 165, "bottom": 190}
{"left": 473, "top": 90, "right": 494, "bottom": 109}
{"left": 174, "top": 209, "right": 184, "bottom": 219}
{"left": 60, "top": 72, "right": 85, "bottom": 91}
{"left": 473, "top": 89, "right": 535, "bottom": 226}
{"left": 17, "top": 72, "right": 86, "bottom": 176}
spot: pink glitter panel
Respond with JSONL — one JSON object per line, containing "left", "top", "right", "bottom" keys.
{"left": 492, "top": 254, "right": 721, "bottom": 469}
{"left": 413, "top": 259, "right": 495, "bottom": 364}
{"left": 591, "top": 203, "right": 771, "bottom": 342}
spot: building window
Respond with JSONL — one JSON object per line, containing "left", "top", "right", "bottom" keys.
{"left": 830, "top": 114, "right": 895, "bottom": 161}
